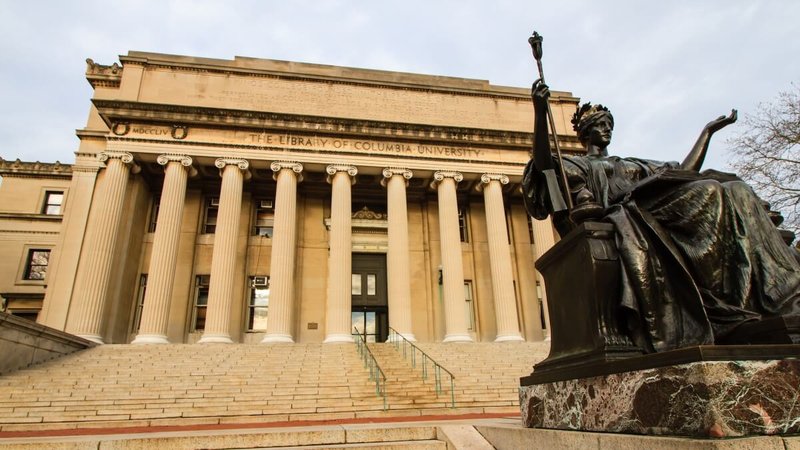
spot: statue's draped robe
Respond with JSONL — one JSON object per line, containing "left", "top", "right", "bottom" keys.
{"left": 523, "top": 155, "right": 800, "bottom": 352}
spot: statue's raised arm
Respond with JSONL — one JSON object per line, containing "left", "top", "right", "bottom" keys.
{"left": 681, "top": 109, "right": 738, "bottom": 171}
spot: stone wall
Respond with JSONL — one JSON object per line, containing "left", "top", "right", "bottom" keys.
{"left": 0, "top": 311, "right": 94, "bottom": 375}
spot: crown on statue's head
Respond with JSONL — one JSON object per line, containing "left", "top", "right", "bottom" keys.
{"left": 572, "top": 102, "right": 611, "bottom": 132}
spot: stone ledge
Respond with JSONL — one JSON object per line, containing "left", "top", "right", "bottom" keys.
{"left": 0, "top": 312, "right": 95, "bottom": 376}
{"left": 520, "top": 359, "right": 800, "bottom": 438}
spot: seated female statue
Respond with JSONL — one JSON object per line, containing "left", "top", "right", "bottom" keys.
{"left": 522, "top": 81, "right": 800, "bottom": 352}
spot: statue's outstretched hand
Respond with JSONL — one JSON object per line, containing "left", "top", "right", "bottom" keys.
{"left": 532, "top": 79, "right": 550, "bottom": 112}
{"left": 705, "top": 109, "right": 738, "bottom": 134}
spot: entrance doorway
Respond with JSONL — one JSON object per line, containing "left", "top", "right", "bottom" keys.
{"left": 350, "top": 253, "right": 388, "bottom": 342}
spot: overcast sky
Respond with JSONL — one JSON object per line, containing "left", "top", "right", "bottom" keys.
{"left": 0, "top": 1, "right": 797, "bottom": 171}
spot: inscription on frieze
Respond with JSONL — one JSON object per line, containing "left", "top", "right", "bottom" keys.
{"left": 123, "top": 126, "right": 489, "bottom": 161}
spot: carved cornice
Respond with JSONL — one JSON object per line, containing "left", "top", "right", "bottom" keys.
{"left": 430, "top": 171, "right": 464, "bottom": 189}
{"left": 85, "top": 58, "right": 122, "bottom": 89}
{"left": 352, "top": 206, "right": 387, "bottom": 220}
{"left": 0, "top": 158, "right": 72, "bottom": 178}
{"left": 326, "top": 164, "right": 358, "bottom": 185}
{"left": 476, "top": 173, "right": 510, "bottom": 192}
{"left": 270, "top": 161, "right": 304, "bottom": 182}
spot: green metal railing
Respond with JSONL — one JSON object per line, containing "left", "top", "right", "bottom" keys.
{"left": 353, "top": 328, "right": 387, "bottom": 410}
{"left": 388, "top": 327, "right": 455, "bottom": 408}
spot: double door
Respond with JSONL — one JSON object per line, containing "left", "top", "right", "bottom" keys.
{"left": 350, "top": 253, "right": 388, "bottom": 342}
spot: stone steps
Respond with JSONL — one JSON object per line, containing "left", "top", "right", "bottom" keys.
{"left": 0, "top": 342, "right": 549, "bottom": 432}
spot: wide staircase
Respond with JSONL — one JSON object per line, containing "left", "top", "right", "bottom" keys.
{"left": 0, "top": 341, "right": 549, "bottom": 434}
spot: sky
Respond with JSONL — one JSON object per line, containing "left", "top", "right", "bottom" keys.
{"left": 0, "top": 1, "right": 798, "bottom": 171}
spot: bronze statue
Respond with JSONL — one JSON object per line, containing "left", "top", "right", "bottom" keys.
{"left": 522, "top": 81, "right": 800, "bottom": 353}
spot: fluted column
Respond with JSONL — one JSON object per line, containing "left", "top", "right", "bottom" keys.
{"left": 478, "top": 174, "right": 524, "bottom": 342}
{"left": 133, "top": 154, "right": 195, "bottom": 344}
{"left": 531, "top": 216, "right": 556, "bottom": 339}
{"left": 66, "top": 151, "right": 139, "bottom": 344}
{"left": 431, "top": 171, "right": 473, "bottom": 343}
{"left": 382, "top": 168, "right": 415, "bottom": 342}
{"left": 199, "top": 158, "right": 250, "bottom": 344}
{"left": 262, "top": 161, "right": 303, "bottom": 344}
{"left": 324, "top": 164, "right": 358, "bottom": 344}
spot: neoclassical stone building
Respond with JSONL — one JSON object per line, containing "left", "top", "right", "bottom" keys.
{"left": 0, "top": 52, "right": 581, "bottom": 344}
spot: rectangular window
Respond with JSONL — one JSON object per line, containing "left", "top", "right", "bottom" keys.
{"left": 351, "top": 274, "right": 362, "bottom": 295}
{"left": 247, "top": 276, "right": 270, "bottom": 331}
{"left": 147, "top": 197, "right": 160, "bottom": 233}
{"left": 464, "top": 281, "right": 476, "bottom": 331}
{"left": 131, "top": 274, "right": 147, "bottom": 332}
{"left": 24, "top": 249, "right": 50, "bottom": 280}
{"left": 203, "top": 197, "right": 219, "bottom": 234}
{"left": 458, "top": 207, "right": 469, "bottom": 243}
{"left": 42, "top": 191, "right": 64, "bottom": 215}
{"left": 253, "top": 199, "right": 275, "bottom": 237}
{"left": 193, "top": 275, "right": 210, "bottom": 331}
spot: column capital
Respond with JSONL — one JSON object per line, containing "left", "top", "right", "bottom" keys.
{"left": 476, "top": 173, "right": 509, "bottom": 192}
{"left": 326, "top": 164, "right": 358, "bottom": 184}
{"left": 271, "top": 161, "right": 304, "bottom": 182}
{"left": 215, "top": 158, "right": 251, "bottom": 180}
{"left": 381, "top": 167, "right": 413, "bottom": 187}
{"left": 98, "top": 151, "right": 140, "bottom": 174}
{"left": 430, "top": 171, "right": 463, "bottom": 189}
{"left": 158, "top": 154, "right": 197, "bottom": 177}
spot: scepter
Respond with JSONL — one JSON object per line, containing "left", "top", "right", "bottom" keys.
{"left": 528, "top": 31, "right": 573, "bottom": 210}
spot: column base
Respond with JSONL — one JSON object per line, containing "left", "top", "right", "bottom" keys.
{"left": 443, "top": 333, "right": 473, "bottom": 343}
{"left": 495, "top": 333, "right": 525, "bottom": 342}
{"left": 261, "top": 333, "right": 294, "bottom": 344}
{"left": 131, "top": 334, "right": 170, "bottom": 344}
{"left": 323, "top": 333, "right": 354, "bottom": 344}
{"left": 388, "top": 332, "right": 416, "bottom": 343}
{"left": 76, "top": 334, "right": 104, "bottom": 344}
{"left": 197, "top": 333, "right": 234, "bottom": 344}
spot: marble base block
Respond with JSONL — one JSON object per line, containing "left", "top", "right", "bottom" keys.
{"left": 520, "top": 359, "right": 800, "bottom": 438}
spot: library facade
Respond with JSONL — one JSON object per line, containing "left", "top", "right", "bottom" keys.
{"left": 0, "top": 52, "right": 582, "bottom": 344}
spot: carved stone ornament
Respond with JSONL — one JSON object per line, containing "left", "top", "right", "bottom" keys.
{"left": 326, "top": 164, "right": 358, "bottom": 185}
{"left": 171, "top": 125, "right": 189, "bottom": 140}
{"left": 214, "top": 158, "right": 250, "bottom": 171}
{"left": 352, "top": 206, "right": 387, "bottom": 220}
{"left": 157, "top": 154, "right": 193, "bottom": 167}
{"left": 381, "top": 167, "right": 413, "bottom": 188}
{"left": 98, "top": 151, "right": 135, "bottom": 165}
{"left": 98, "top": 151, "right": 140, "bottom": 174}
{"left": 270, "top": 161, "right": 304, "bottom": 182}
{"left": 430, "top": 170, "right": 464, "bottom": 189}
{"left": 85, "top": 58, "right": 121, "bottom": 76}
{"left": 477, "top": 173, "right": 510, "bottom": 192}
{"left": 111, "top": 122, "right": 130, "bottom": 136}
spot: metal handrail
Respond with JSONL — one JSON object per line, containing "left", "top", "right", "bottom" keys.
{"left": 353, "top": 328, "right": 387, "bottom": 410}
{"left": 387, "top": 327, "right": 455, "bottom": 408}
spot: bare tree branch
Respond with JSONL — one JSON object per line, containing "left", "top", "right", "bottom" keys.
{"left": 728, "top": 83, "right": 800, "bottom": 237}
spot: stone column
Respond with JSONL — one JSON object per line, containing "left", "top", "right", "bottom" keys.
{"left": 323, "top": 164, "right": 357, "bottom": 344}
{"left": 66, "top": 151, "right": 139, "bottom": 344}
{"left": 431, "top": 171, "right": 473, "bottom": 343}
{"left": 199, "top": 158, "right": 250, "bottom": 344}
{"left": 382, "top": 168, "right": 415, "bottom": 342}
{"left": 133, "top": 154, "right": 195, "bottom": 344}
{"left": 478, "top": 174, "right": 524, "bottom": 342}
{"left": 262, "top": 161, "right": 303, "bottom": 344}
{"left": 531, "top": 216, "right": 556, "bottom": 338}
